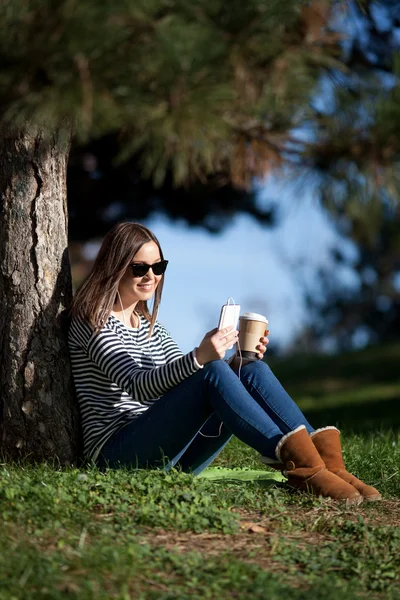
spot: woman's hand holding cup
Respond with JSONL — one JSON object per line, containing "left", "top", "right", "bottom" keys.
{"left": 256, "top": 329, "right": 270, "bottom": 359}
{"left": 196, "top": 326, "right": 238, "bottom": 366}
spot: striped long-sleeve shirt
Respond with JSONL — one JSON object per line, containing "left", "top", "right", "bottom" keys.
{"left": 68, "top": 314, "right": 202, "bottom": 462}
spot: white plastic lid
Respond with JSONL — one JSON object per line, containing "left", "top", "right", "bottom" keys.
{"left": 240, "top": 312, "right": 268, "bottom": 323}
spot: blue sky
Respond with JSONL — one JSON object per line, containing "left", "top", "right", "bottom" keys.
{"left": 140, "top": 179, "right": 358, "bottom": 355}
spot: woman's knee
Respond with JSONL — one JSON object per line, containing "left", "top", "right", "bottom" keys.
{"left": 203, "top": 359, "right": 271, "bottom": 383}
{"left": 203, "top": 360, "right": 232, "bottom": 377}
{"left": 241, "top": 359, "right": 271, "bottom": 376}
{"left": 202, "top": 360, "right": 237, "bottom": 386}
{"left": 240, "top": 359, "right": 275, "bottom": 385}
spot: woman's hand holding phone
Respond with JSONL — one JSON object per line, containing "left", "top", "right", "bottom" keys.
{"left": 195, "top": 326, "right": 239, "bottom": 366}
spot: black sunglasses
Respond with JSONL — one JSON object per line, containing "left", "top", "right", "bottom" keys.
{"left": 129, "top": 260, "right": 168, "bottom": 278}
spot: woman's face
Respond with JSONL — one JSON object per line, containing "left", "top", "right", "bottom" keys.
{"left": 118, "top": 241, "right": 163, "bottom": 305}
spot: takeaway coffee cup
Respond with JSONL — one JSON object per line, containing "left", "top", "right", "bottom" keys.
{"left": 238, "top": 312, "right": 268, "bottom": 360}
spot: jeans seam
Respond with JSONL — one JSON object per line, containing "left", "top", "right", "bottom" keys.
{"left": 240, "top": 375, "right": 303, "bottom": 433}
{"left": 207, "top": 374, "right": 283, "bottom": 442}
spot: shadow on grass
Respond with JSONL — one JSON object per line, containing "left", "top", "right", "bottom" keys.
{"left": 268, "top": 343, "right": 400, "bottom": 389}
{"left": 303, "top": 396, "right": 400, "bottom": 434}
{"left": 199, "top": 467, "right": 284, "bottom": 487}
{"left": 205, "top": 479, "right": 283, "bottom": 491}
{"left": 266, "top": 343, "right": 400, "bottom": 436}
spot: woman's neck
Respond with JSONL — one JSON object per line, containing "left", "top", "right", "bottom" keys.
{"left": 113, "top": 296, "right": 140, "bottom": 328}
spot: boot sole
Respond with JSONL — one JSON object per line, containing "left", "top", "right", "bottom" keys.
{"left": 364, "top": 494, "right": 382, "bottom": 502}
{"left": 345, "top": 495, "right": 363, "bottom": 507}
{"left": 286, "top": 482, "right": 363, "bottom": 505}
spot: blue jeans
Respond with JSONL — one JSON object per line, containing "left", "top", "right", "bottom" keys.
{"left": 97, "top": 360, "right": 314, "bottom": 475}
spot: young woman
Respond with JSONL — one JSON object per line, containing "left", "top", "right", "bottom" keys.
{"left": 69, "top": 222, "right": 381, "bottom": 504}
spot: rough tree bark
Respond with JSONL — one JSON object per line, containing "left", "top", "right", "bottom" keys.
{"left": 0, "top": 127, "right": 81, "bottom": 463}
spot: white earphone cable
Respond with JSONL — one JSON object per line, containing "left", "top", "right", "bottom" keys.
{"left": 116, "top": 290, "right": 155, "bottom": 367}
{"left": 198, "top": 297, "right": 242, "bottom": 439}
{"left": 117, "top": 290, "right": 127, "bottom": 327}
{"left": 117, "top": 291, "right": 243, "bottom": 440}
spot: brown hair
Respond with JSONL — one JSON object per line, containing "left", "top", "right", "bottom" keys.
{"left": 70, "top": 222, "right": 165, "bottom": 336}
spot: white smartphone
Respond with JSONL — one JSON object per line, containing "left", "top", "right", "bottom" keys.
{"left": 218, "top": 303, "right": 240, "bottom": 350}
{"left": 218, "top": 303, "right": 241, "bottom": 331}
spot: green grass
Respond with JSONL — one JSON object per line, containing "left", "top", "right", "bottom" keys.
{"left": 1, "top": 343, "right": 400, "bottom": 599}
{"left": 267, "top": 342, "right": 400, "bottom": 433}
{"left": 1, "top": 458, "right": 400, "bottom": 599}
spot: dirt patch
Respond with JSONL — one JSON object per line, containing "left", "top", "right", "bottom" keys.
{"left": 138, "top": 499, "right": 400, "bottom": 564}
{"left": 288, "top": 498, "right": 400, "bottom": 529}
{"left": 236, "top": 498, "right": 400, "bottom": 529}
{"left": 138, "top": 527, "right": 293, "bottom": 576}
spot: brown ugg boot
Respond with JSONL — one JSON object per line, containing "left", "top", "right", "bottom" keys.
{"left": 276, "top": 426, "right": 362, "bottom": 504}
{"left": 311, "top": 427, "right": 382, "bottom": 502}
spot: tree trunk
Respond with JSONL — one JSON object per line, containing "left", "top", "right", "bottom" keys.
{"left": 0, "top": 127, "right": 81, "bottom": 463}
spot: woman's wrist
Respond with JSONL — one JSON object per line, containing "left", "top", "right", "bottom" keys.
{"left": 193, "top": 347, "right": 205, "bottom": 368}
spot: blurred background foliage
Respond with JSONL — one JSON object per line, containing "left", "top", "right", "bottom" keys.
{"left": 1, "top": 0, "right": 399, "bottom": 353}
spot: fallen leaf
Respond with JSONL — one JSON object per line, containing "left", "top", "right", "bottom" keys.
{"left": 240, "top": 522, "right": 267, "bottom": 534}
